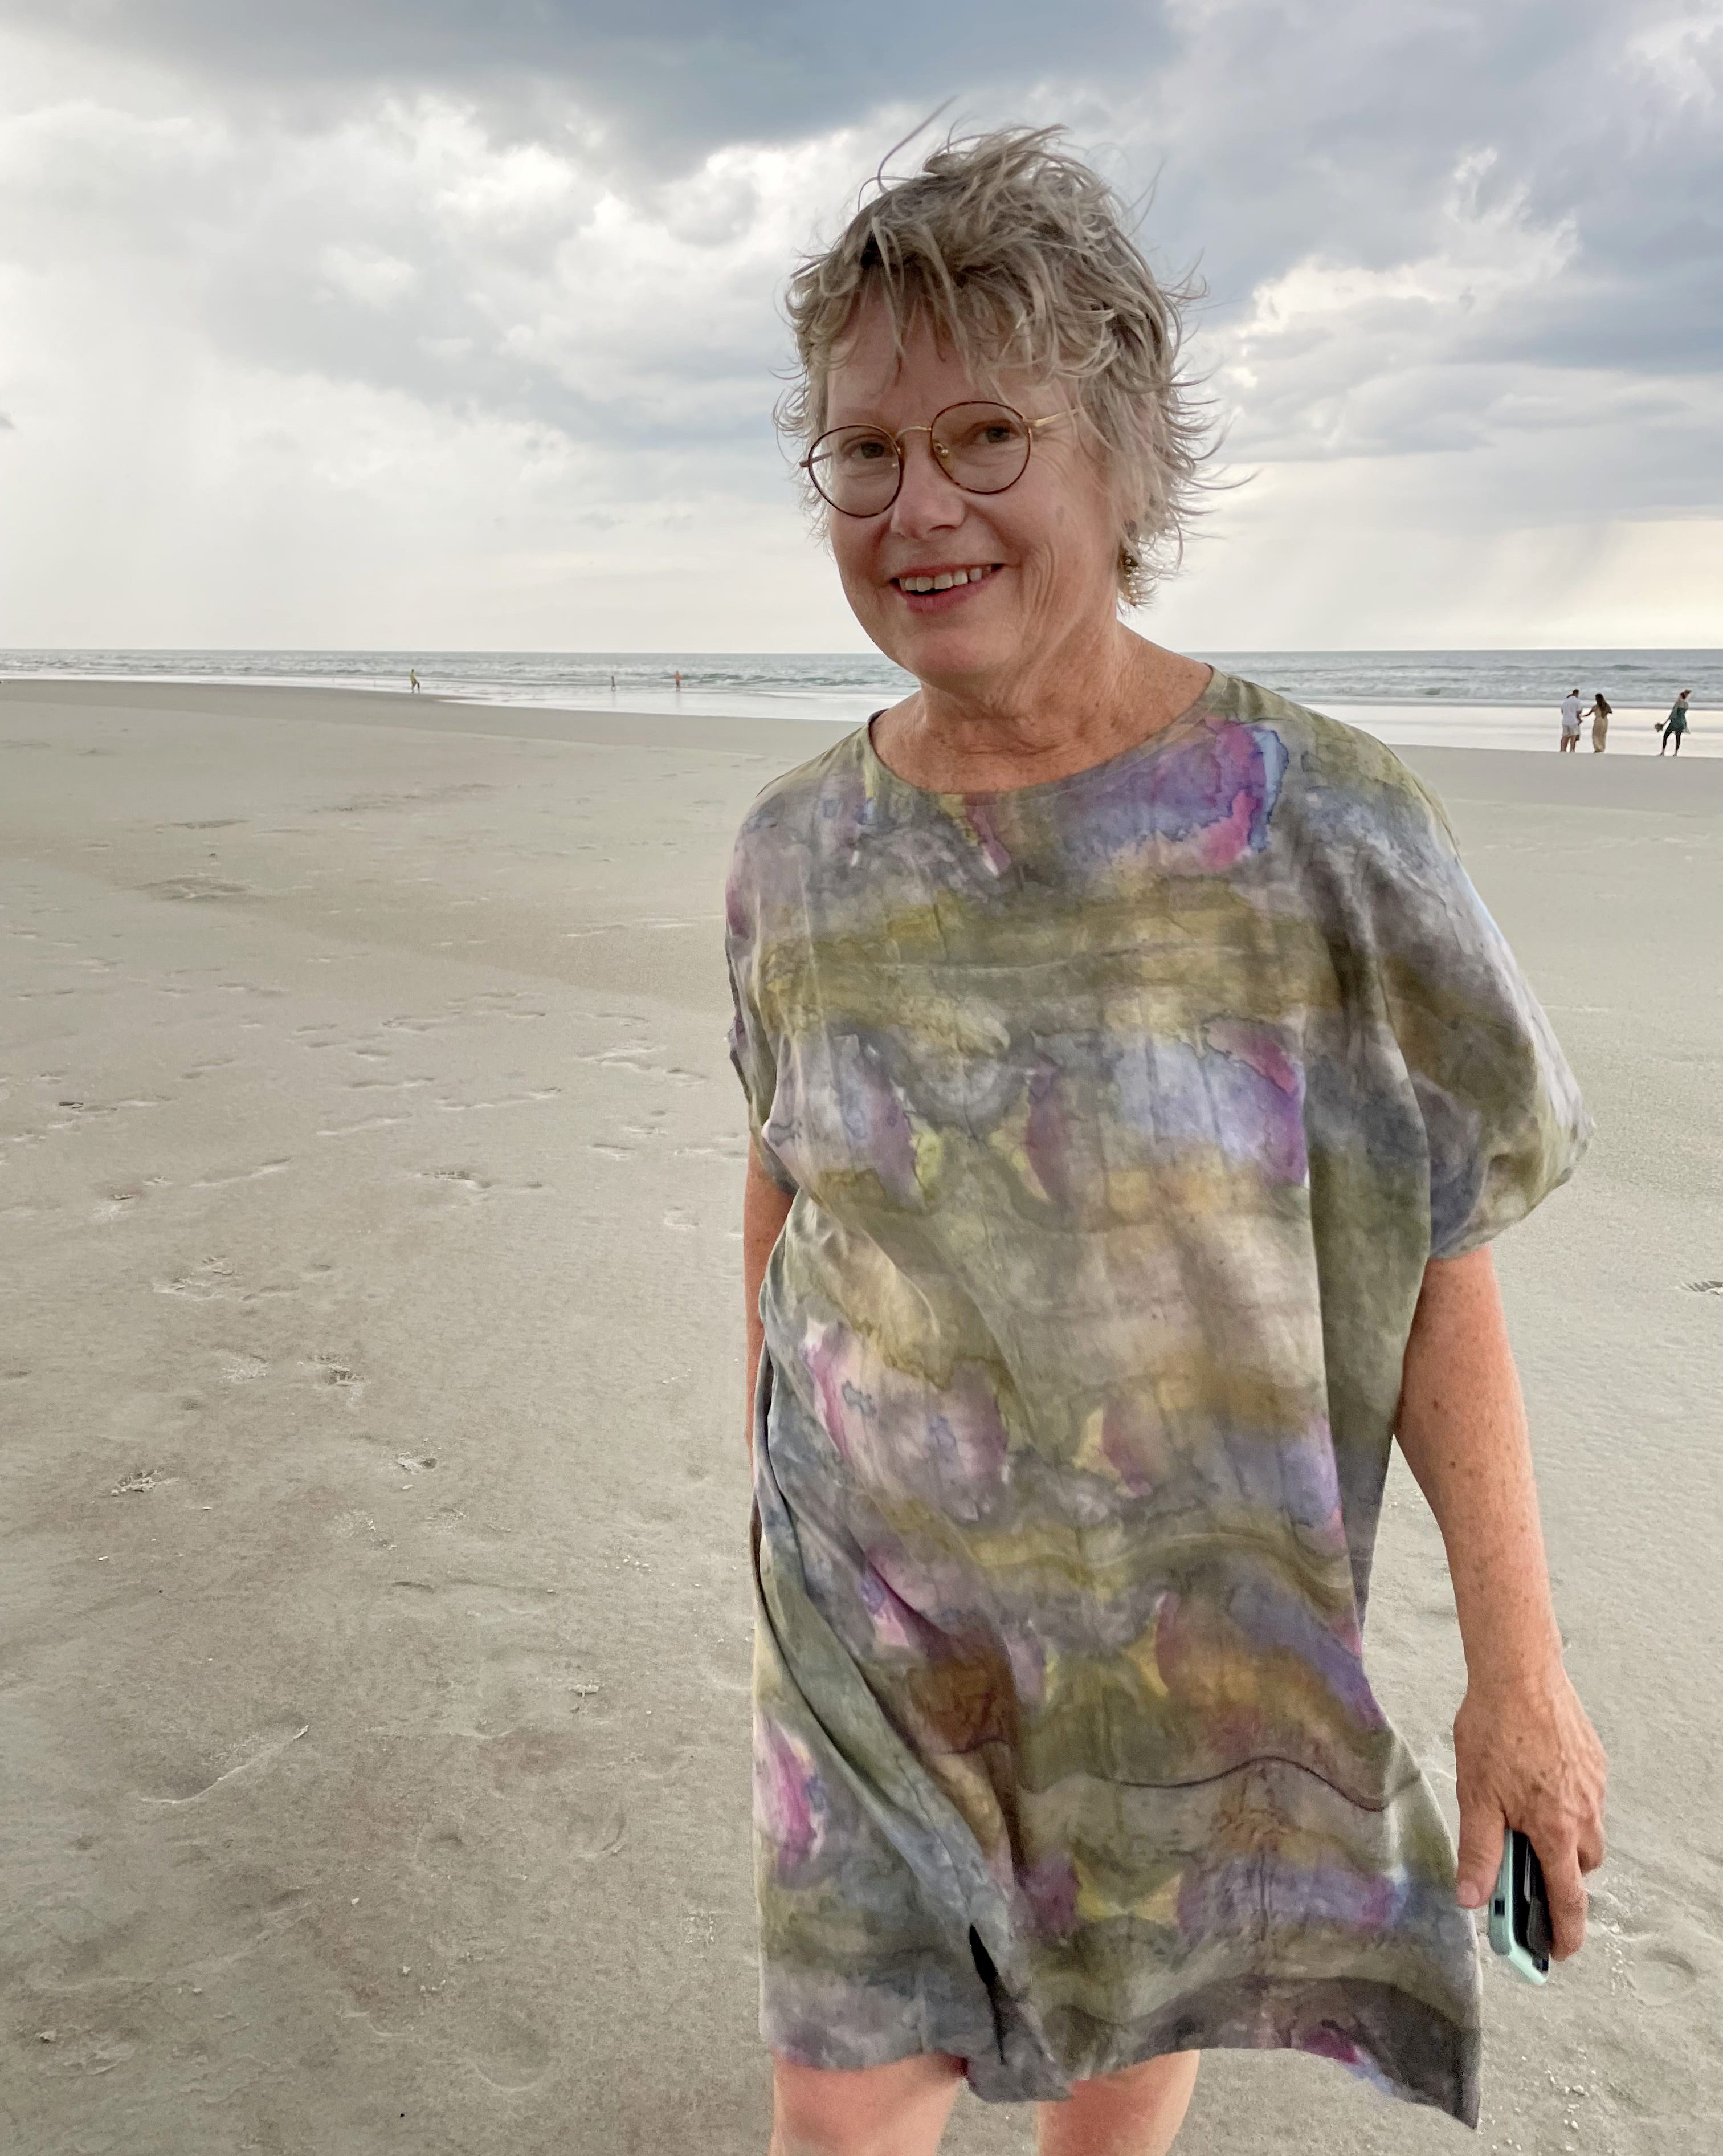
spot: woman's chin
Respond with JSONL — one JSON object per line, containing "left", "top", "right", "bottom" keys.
{"left": 876, "top": 618, "right": 1017, "bottom": 690}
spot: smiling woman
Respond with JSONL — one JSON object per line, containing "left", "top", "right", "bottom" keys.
{"left": 728, "top": 128, "right": 1606, "bottom": 2156}
{"left": 781, "top": 127, "right": 1205, "bottom": 611}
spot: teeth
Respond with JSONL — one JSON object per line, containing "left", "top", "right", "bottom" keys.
{"left": 899, "top": 567, "right": 990, "bottom": 593}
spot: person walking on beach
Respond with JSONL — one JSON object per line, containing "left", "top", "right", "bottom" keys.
{"left": 1660, "top": 689, "right": 1691, "bottom": 755}
{"left": 675, "top": 669, "right": 684, "bottom": 692}
{"left": 1587, "top": 692, "right": 1612, "bottom": 752}
{"left": 730, "top": 128, "right": 1606, "bottom": 2156}
{"left": 409, "top": 667, "right": 420, "bottom": 694}
{"left": 1558, "top": 688, "right": 1583, "bottom": 751}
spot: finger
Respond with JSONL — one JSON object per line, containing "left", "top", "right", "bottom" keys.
{"left": 1578, "top": 1819, "right": 1607, "bottom": 1877}
{"left": 1541, "top": 1843, "right": 1589, "bottom": 1960}
{"left": 1454, "top": 1791, "right": 1506, "bottom": 1911}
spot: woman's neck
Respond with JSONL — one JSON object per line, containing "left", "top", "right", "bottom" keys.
{"left": 873, "top": 625, "right": 1212, "bottom": 794}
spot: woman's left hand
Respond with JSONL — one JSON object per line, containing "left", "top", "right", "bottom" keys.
{"left": 1452, "top": 1662, "right": 1608, "bottom": 1959}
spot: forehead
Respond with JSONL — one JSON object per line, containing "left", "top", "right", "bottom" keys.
{"left": 823, "top": 294, "right": 1037, "bottom": 427}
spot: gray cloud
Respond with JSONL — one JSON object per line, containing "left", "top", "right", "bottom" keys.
{"left": 0, "top": 0, "right": 1717, "bottom": 647}
{"left": 0, "top": 1, "right": 1172, "bottom": 166}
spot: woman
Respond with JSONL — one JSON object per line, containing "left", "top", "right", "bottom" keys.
{"left": 1661, "top": 690, "right": 1691, "bottom": 754}
{"left": 1588, "top": 692, "right": 1611, "bottom": 752}
{"left": 727, "top": 129, "right": 1606, "bottom": 2156}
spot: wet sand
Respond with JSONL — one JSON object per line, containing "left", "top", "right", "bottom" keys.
{"left": 2, "top": 680, "right": 1718, "bottom": 2155}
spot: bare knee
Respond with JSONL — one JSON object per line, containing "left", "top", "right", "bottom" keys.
{"left": 1038, "top": 2051, "right": 1200, "bottom": 2156}
{"left": 770, "top": 2052, "right": 964, "bottom": 2156}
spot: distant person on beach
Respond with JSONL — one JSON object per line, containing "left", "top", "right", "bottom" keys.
{"left": 675, "top": 669, "right": 683, "bottom": 692}
{"left": 1587, "top": 692, "right": 1611, "bottom": 752}
{"left": 1559, "top": 688, "right": 1582, "bottom": 751}
{"left": 409, "top": 668, "right": 420, "bottom": 694}
{"left": 729, "top": 127, "right": 1605, "bottom": 2156}
{"left": 1660, "top": 689, "right": 1691, "bottom": 754}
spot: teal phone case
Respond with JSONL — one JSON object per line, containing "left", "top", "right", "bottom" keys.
{"left": 1488, "top": 1829, "right": 1549, "bottom": 1984}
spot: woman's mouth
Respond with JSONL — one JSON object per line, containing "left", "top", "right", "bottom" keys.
{"left": 889, "top": 563, "right": 1003, "bottom": 612}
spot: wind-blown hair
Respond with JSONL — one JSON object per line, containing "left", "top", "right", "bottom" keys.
{"left": 779, "top": 126, "right": 1210, "bottom": 606}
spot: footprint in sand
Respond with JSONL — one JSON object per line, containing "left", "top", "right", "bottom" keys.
{"left": 215, "top": 1351, "right": 269, "bottom": 1384}
{"left": 415, "top": 1165, "right": 497, "bottom": 1192}
{"left": 460, "top": 2013, "right": 553, "bottom": 2095}
{"left": 565, "top": 1797, "right": 629, "bottom": 1860}
{"left": 410, "top": 1167, "right": 546, "bottom": 1199}
{"left": 304, "top": 1355, "right": 365, "bottom": 1397}
{"left": 432, "top": 1088, "right": 561, "bottom": 1114}
{"left": 571, "top": 1045, "right": 705, "bottom": 1088}
{"left": 144, "top": 876, "right": 252, "bottom": 903}
{"left": 93, "top": 1177, "right": 167, "bottom": 1221}
{"left": 156, "top": 1256, "right": 239, "bottom": 1299}
{"left": 1625, "top": 1946, "right": 1700, "bottom": 2005}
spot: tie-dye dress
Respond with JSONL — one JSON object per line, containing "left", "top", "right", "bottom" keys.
{"left": 724, "top": 670, "right": 1586, "bottom": 2123}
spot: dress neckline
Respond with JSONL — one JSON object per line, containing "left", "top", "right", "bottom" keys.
{"left": 861, "top": 667, "right": 1224, "bottom": 808}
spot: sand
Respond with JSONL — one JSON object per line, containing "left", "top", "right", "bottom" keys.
{"left": 2, "top": 679, "right": 1718, "bottom": 2156}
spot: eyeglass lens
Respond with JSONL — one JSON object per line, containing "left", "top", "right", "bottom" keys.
{"left": 806, "top": 403, "right": 1033, "bottom": 515}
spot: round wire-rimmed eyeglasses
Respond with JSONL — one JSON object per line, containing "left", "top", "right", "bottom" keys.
{"left": 801, "top": 400, "right": 1068, "bottom": 518}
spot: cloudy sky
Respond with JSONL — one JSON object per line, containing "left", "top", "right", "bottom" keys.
{"left": 1, "top": 1, "right": 1718, "bottom": 652}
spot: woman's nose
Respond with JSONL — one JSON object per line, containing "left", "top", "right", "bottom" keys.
{"left": 889, "top": 433, "right": 965, "bottom": 533}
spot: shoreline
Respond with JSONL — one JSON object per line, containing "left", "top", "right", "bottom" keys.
{"left": 4, "top": 673, "right": 1717, "bottom": 765}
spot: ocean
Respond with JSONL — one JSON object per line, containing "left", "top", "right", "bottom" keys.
{"left": 3, "top": 647, "right": 1717, "bottom": 755}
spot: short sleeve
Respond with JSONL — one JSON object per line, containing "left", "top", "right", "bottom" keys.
{"left": 1358, "top": 775, "right": 1590, "bottom": 1260}
{"left": 724, "top": 839, "right": 799, "bottom": 1197}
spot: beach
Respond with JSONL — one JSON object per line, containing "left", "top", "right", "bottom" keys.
{"left": 2, "top": 678, "right": 1718, "bottom": 2156}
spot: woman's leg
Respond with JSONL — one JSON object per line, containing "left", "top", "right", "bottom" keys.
{"left": 769, "top": 2052, "right": 964, "bottom": 2156}
{"left": 1037, "top": 2053, "right": 1200, "bottom": 2156}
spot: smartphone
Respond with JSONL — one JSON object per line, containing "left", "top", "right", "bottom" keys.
{"left": 1488, "top": 1828, "right": 1551, "bottom": 1984}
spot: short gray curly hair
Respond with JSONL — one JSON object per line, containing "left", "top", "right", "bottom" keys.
{"left": 779, "top": 126, "right": 1208, "bottom": 606}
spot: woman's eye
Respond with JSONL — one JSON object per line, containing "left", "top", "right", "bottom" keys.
{"left": 840, "top": 435, "right": 892, "bottom": 466}
{"left": 949, "top": 421, "right": 1023, "bottom": 453}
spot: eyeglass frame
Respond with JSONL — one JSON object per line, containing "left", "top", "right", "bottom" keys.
{"left": 801, "top": 400, "right": 1071, "bottom": 517}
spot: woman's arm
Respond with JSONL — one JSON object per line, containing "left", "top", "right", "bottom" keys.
{"left": 1394, "top": 1244, "right": 1608, "bottom": 1958}
{"left": 742, "top": 1147, "right": 794, "bottom": 1464}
